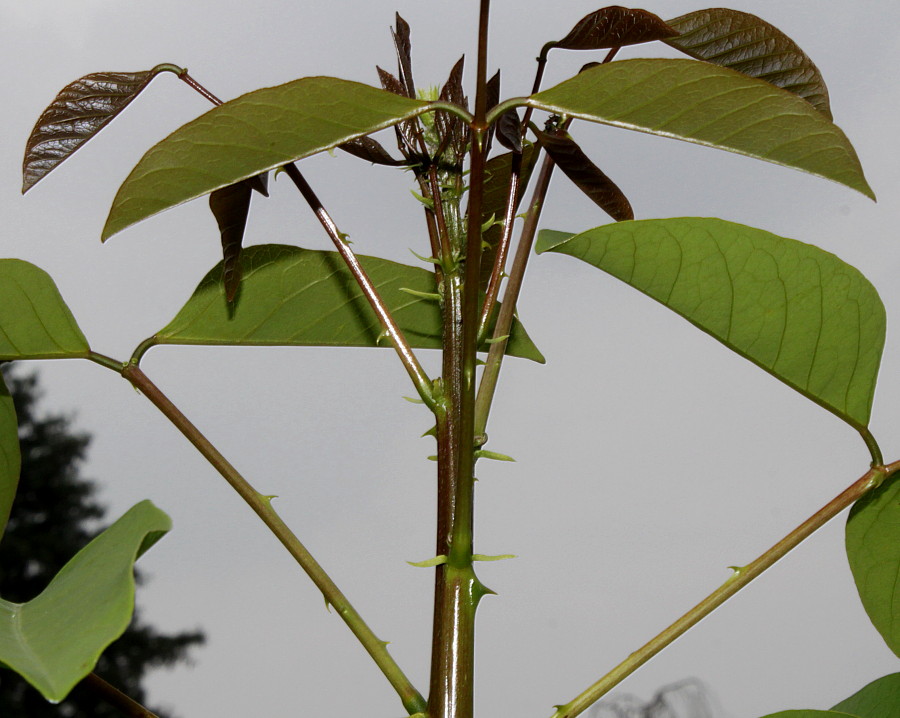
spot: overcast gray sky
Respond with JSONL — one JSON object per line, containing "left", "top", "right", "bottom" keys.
{"left": 2, "top": 1, "right": 899, "bottom": 716}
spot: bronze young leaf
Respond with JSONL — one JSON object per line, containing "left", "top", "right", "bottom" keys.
{"left": 551, "top": 6, "right": 678, "bottom": 52}
{"left": 23, "top": 69, "right": 171, "bottom": 193}
{"left": 338, "top": 136, "right": 406, "bottom": 166}
{"left": 665, "top": 8, "right": 832, "bottom": 119}
{"left": 208, "top": 175, "right": 267, "bottom": 303}
{"left": 535, "top": 128, "right": 633, "bottom": 221}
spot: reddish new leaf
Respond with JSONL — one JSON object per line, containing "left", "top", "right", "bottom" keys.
{"left": 665, "top": 9, "right": 832, "bottom": 119}
{"left": 23, "top": 69, "right": 170, "bottom": 193}
{"left": 435, "top": 56, "right": 468, "bottom": 167}
{"left": 392, "top": 13, "right": 415, "bottom": 98}
{"left": 552, "top": 6, "right": 678, "bottom": 52}
{"left": 536, "top": 128, "right": 633, "bottom": 221}
{"left": 376, "top": 65, "right": 419, "bottom": 161}
{"left": 338, "top": 136, "right": 406, "bottom": 166}
{"left": 209, "top": 178, "right": 262, "bottom": 302}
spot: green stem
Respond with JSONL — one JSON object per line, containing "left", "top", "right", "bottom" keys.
{"left": 427, "top": 4, "right": 490, "bottom": 717}
{"left": 860, "top": 427, "right": 884, "bottom": 466}
{"left": 551, "top": 460, "right": 899, "bottom": 718}
{"left": 120, "top": 364, "right": 427, "bottom": 716}
{"left": 82, "top": 673, "right": 159, "bottom": 718}
{"left": 88, "top": 351, "right": 126, "bottom": 372}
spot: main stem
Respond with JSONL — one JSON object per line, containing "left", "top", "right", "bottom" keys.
{"left": 428, "top": 3, "right": 491, "bottom": 717}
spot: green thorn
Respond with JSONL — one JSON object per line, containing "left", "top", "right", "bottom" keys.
{"left": 421, "top": 425, "right": 438, "bottom": 438}
{"left": 484, "top": 334, "right": 510, "bottom": 344}
{"left": 403, "top": 396, "right": 425, "bottom": 405}
{"left": 410, "top": 189, "right": 434, "bottom": 210}
{"left": 473, "top": 553, "right": 516, "bottom": 562}
{"left": 409, "top": 248, "right": 441, "bottom": 265}
{"left": 475, "top": 449, "right": 515, "bottom": 462}
{"left": 407, "top": 554, "right": 448, "bottom": 568}
{"left": 399, "top": 287, "right": 441, "bottom": 301}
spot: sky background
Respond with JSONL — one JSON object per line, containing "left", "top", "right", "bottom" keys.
{"left": 2, "top": 1, "right": 899, "bottom": 716}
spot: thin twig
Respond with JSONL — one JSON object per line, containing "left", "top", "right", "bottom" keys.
{"left": 82, "top": 673, "right": 159, "bottom": 718}
{"left": 551, "top": 460, "right": 899, "bottom": 718}
{"left": 120, "top": 364, "right": 427, "bottom": 716}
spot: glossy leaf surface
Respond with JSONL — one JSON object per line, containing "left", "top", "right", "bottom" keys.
{"left": 0, "top": 500, "right": 170, "bottom": 702}
{"left": 150, "top": 245, "right": 544, "bottom": 362}
{"left": 102, "top": 78, "right": 436, "bottom": 240}
{"left": 552, "top": 6, "right": 678, "bottom": 51}
{"left": 665, "top": 9, "right": 831, "bottom": 119}
{"left": 526, "top": 59, "right": 873, "bottom": 199}
{"left": 0, "top": 372, "right": 19, "bottom": 538}
{"left": 846, "top": 475, "right": 900, "bottom": 657}
{"left": 536, "top": 218, "right": 884, "bottom": 429}
{"left": 832, "top": 673, "right": 900, "bottom": 717}
{"left": 0, "top": 260, "right": 90, "bottom": 360}
{"left": 757, "top": 713, "right": 857, "bottom": 718}
{"left": 22, "top": 69, "right": 165, "bottom": 193}
{"left": 535, "top": 128, "right": 633, "bottom": 221}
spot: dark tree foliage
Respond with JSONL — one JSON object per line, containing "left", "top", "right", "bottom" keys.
{"left": 0, "top": 365, "right": 204, "bottom": 718}
{"left": 592, "top": 679, "right": 716, "bottom": 718}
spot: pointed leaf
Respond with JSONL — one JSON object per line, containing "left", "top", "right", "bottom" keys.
{"left": 209, "top": 179, "right": 255, "bottom": 302}
{"left": 551, "top": 6, "right": 678, "bottom": 51}
{"left": 435, "top": 56, "right": 468, "bottom": 166}
{"left": 22, "top": 69, "right": 172, "bottom": 193}
{"left": 392, "top": 13, "right": 415, "bottom": 98}
{"left": 526, "top": 59, "right": 873, "bottom": 199}
{"left": 102, "top": 78, "right": 435, "bottom": 240}
{"left": 0, "top": 500, "right": 171, "bottom": 702}
{"left": 757, "top": 713, "right": 859, "bottom": 718}
{"left": 494, "top": 108, "right": 522, "bottom": 153}
{"left": 480, "top": 145, "right": 538, "bottom": 290}
{"left": 148, "top": 244, "right": 544, "bottom": 363}
{"left": 832, "top": 673, "right": 900, "bottom": 718}
{"left": 338, "top": 136, "right": 406, "bottom": 166}
{"left": 536, "top": 218, "right": 885, "bottom": 429}
{"left": 0, "top": 371, "right": 20, "bottom": 538}
{"left": 0, "top": 260, "right": 90, "bottom": 360}
{"left": 846, "top": 474, "right": 900, "bottom": 657}
{"left": 535, "top": 128, "right": 633, "bottom": 221}
{"left": 665, "top": 9, "right": 832, "bottom": 119}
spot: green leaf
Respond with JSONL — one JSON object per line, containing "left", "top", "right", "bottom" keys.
{"left": 0, "top": 371, "right": 20, "bottom": 538}
{"left": 0, "top": 260, "right": 90, "bottom": 360}
{"left": 536, "top": 218, "right": 885, "bottom": 430}
{"left": 0, "top": 500, "right": 171, "bottom": 702}
{"left": 102, "top": 78, "right": 436, "bottom": 240}
{"left": 846, "top": 475, "right": 900, "bottom": 657}
{"left": 757, "top": 712, "right": 859, "bottom": 718}
{"left": 665, "top": 9, "right": 832, "bottom": 119}
{"left": 525, "top": 59, "right": 873, "bottom": 199}
{"left": 147, "top": 244, "right": 545, "bottom": 363}
{"left": 832, "top": 673, "right": 900, "bottom": 718}
{"left": 22, "top": 67, "right": 173, "bottom": 194}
